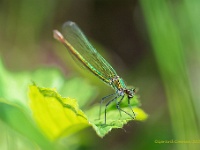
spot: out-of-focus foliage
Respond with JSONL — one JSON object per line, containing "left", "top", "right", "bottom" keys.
{"left": 0, "top": 99, "right": 55, "bottom": 150}
{"left": 0, "top": 59, "right": 96, "bottom": 109}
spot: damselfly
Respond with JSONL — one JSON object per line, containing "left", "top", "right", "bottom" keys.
{"left": 53, "top": 21, "right": 136, "bottom": 124}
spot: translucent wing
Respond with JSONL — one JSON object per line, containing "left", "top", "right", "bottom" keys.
{"left": 60, "top": 21, "right": 118, "bottom": 84}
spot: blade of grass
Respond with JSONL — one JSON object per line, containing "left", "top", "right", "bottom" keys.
{"left": 140, "top": 1, "right": 200, "bottom": 150}
{"left": 182, "top": 0, "right": 200, "bottom": 125}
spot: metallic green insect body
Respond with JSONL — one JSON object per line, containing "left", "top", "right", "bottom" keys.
{"left": 53, "top": 21, "right": 135, "bottom": 124}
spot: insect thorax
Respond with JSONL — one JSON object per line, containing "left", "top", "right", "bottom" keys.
{"left": 109, "top": 76, "right": 135, "bottom": 98}
{"left": 109, "top": 76, "right": 126, "bottom": 91}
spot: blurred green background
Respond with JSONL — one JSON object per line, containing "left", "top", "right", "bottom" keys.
{"left": 0, "top": 0, "right": 200, "bottom": 150}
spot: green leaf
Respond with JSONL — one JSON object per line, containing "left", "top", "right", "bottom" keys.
{"left": 29, "top": 85, "right": 147, "bottom": 138}
{"left": 89, "top": 107, "right": 148, "bottom": 137}
{"left": 86, "top": 96, "right": 148, "bottom": 137}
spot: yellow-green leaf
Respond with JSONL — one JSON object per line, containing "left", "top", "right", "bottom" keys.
{"left": 29, "top": 85, "right": 90, "bottom": 140}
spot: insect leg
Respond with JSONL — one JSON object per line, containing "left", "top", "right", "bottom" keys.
{"left": 99, "top": 93, "right": 117, "bottom": 120}
{"left": 128, "top": 97, "right": 136, "bottom": 119}
{"left": 117, "top": 96, "right": 135, "bottom": 120}
{"left": 104, "top": 96, "right": 118, "bottom": 124}
{"left": 116, "top": 95, "right": 125, "bottom": 117}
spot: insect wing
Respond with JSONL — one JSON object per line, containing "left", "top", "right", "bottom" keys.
{"left": 62, "top": 21, "right": 117, "bottom": 84}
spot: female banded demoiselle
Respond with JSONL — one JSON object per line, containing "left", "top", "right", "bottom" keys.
{"left": 53, "top": 21, "right": 136, "bottom": 124}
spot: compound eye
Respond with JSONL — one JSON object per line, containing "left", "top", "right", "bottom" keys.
{"left": 127, "top": 89, "right": 134, "bottom": 98}
{"left": 129, "top": 93, "right": 133, "bottom": 98}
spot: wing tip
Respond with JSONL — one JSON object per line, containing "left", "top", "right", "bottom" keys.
{"left": 63, "top": 21, "right": 76, "bottom": 28}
